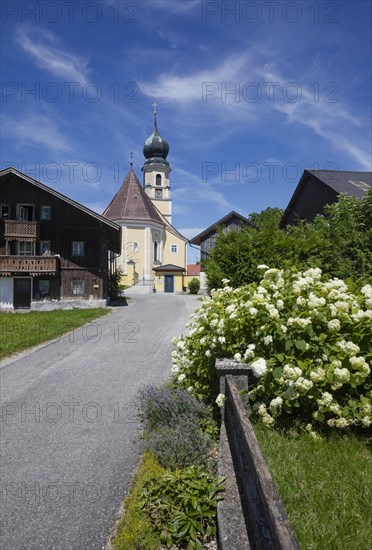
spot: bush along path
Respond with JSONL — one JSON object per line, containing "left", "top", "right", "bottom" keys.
{"left": 110, "top": 385, "right": 224, "bottom": 550}
{"left": 172, "top": 266, "right": 371, "bottom": 433}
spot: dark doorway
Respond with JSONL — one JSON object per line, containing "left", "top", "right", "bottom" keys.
{"left": 14, "top": 278, "right": 32, "bottom": 309}
{"left": 164, "top": 275, "right": 174, "bottom": 293}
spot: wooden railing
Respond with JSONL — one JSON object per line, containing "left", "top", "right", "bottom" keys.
{"left": 3, "top": 220, "right": 39, "bottom": 240}
{"left": 215, "top": 359, "right": 299, "bottom": 550}
{"left": 0, "top": 256, "right": 58, "bottom": 275}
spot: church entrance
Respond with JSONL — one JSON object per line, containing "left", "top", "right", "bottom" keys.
{"left": 164, "top": 275, "right": 174, "bottom": 293}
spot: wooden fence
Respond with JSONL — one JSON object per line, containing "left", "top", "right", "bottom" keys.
{"left": 215, "top": 359, "right": 299, "bottom": 550}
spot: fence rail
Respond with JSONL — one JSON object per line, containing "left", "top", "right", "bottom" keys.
{"left": 215, "top": 359, "right": 299, "bottom": 550}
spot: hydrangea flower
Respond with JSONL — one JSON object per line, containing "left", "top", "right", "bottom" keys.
{"left": 251, "top": 358, "right": 267, "bottom": 377}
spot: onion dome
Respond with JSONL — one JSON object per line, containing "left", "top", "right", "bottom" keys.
{"left": 143, "top": 105, "right": 169, "bottom": 167}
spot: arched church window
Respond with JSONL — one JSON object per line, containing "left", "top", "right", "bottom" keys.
{"left": 156, "top": 174, "right": 162, "bottom": 186}
{"left": 154, "top": 240, "right": 159, "bottom": 262}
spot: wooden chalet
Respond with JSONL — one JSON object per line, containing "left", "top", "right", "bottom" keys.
{"left": 190, "top": 211, "right": 258, "bottom": 266}
{"left": 0, "top": 167, "right": 121, "bottom": 310}
{"left": 280, "top": 169, "right": 372, "bottom": 227}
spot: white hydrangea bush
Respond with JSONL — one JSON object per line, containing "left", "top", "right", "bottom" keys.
{"left": 172, "top": 268, "right": 372, "bottom": 430}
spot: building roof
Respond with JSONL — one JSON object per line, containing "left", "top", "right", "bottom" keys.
{"left": 103, "top": 170, "right": 165, "bottom": 224}
{"left": 186, "top": 263, "right": 201, "bottom": 276}
{"left": 153, "top": 264, "right": 186, "bottom": 272}
{"left": 280, "top": 169, "right": 372, "bottom": 227}
{"left": 307, "top": 169, "right": 371, "bottom": 197}
{"left": 190, "top": 211, "right": 257, "bottom": 245}
{"left": 0, "top": 166, "right": 121, "bottom": 232}
{"left": 103, "top": 169, "right": 187, "bottom": 242}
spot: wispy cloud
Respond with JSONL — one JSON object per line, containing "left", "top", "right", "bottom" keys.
{"left": 140, "top": 51, "right": 371, "bottom": 170}
{"left": 179, "top": 227, "right": 206, "bottom": 240}
{"left": 149, "top": 0, "right": 200, "bottom": 14}
{"left": 15, "top": 24, "right": 90, "bottom": 84}
{"left": 2, "top": 114, "right": 71, "bottom": 153}
{"left": 172, "top": 166, "right": 243, "bottom": 216}
{"left": 259, "top": 67, "right": 371, "bottom": 170}
{"left": 139, "top": 54, "right": 249, "bottom": 104}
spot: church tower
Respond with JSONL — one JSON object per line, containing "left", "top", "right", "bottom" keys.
{"left": 142, "top": 104, "right": 172, "bottom": 224}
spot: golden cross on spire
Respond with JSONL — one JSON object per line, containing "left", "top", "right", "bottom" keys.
{"left": 130, "top": 152, "right": 133, "bottom": 169}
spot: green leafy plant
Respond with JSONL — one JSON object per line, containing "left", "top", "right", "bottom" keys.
{"left": 109, "top": 267, "right": 124, "bottom": 300}
{"left": 172, "top": 267, "right": 372, "bottom": 432}
{"left": 188, "top": 277, "right": 200, "bottom": 294}
{"left": 137, "top": 384, "right": 214, "bottom": 432}
{"left": 204, "top": 191, "right": 372, "bottom": 290}
{"left": 145, "top": 419, "right": 213, "bottom": 470}
{"left": 139, "top": 466, "right": 225, "bottom": 549}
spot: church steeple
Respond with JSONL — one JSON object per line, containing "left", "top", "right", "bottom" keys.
{"left": 143, "top": 102, "right": 170, "bottom": 168}
{"left": 142, "top": 104, "right": 172, "bottom": 225}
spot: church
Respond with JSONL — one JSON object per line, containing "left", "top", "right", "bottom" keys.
{"left": 103, "top": 108, "right": 188, "bottom": 292}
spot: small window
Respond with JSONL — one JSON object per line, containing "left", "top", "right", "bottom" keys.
{"left": 171, "top": 244, "right": 178, "bottom": 253}
{"left": 72, "top": 241, "right": 85, "bottom": 256}
{"left": 17, "top": 204, "right": 34, "bottom": 221}
{"left": 156, "top": 174, "right": 162, "bottom": 186}
{"left": 41, "top": 205, "right": 51, "bottom": 220}
{"left": 72, "top": 280, "right": 84, "bottom": 296}
{"left": 133, "top": 242, "right": 139, "bottom": 252}
{"left": 40, "top": 241, "right": 51, "bottom": 255}
{"left": 39, "top": 280, "right": 50, "bottom": 298}
{"left": 1, "top": 205, "right": 9, "bottom": 218}
{"left": 17, "top": 241, "right": 34, "bottom": 256}
{"left": 154, "top": 241, "right": 159, "bottom": 262}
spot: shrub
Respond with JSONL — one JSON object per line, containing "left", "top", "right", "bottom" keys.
{"left": 204, "top": 191, "right": 372, "bottom": 290}
{"left": 188, "top": 277, "right": 200, "bottom": 294}
{"left": 172, "top": 267, "right": 372, "bottom": 431}
{"left": 139, "top": 466, "right": 225, "bottom": 549}
{"left": 145, "top": 419, "right": 213, "bottom": 470}
{"left": 109, "top": 267, "right": 124, "bottom": 300}
{"left": 137, "top": 384, "right": 213, "bottom": 431}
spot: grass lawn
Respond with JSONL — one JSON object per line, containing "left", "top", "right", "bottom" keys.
{"left": 0, "top": 308, "right": 110, "bottom": 360}
{"left": 253, "top": 422, "right": 372, "bottom": 550}
{"left": 111, "top": 452, "right": 164, "bottom": 550}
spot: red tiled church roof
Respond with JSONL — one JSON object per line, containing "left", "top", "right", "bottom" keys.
{"left": 103, "top": 170, "right": 165, "bottom": 224}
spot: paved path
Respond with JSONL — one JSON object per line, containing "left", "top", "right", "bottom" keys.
{"left": 0, "top": 293, "right": 199, "bottom": 550}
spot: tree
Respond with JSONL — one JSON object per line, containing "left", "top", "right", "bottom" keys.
{"left": 204, "top": 191, "right": 372, "bottom": 290}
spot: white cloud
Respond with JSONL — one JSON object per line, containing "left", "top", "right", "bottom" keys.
{"left": 178, "top": 227, "right": 206, "bottom": 240}
{"left": 149, "top": 0, "right": 200, "bottom": 14}
{"left": 15, "top": 24, "right": 90, "bottom": 84}
{"left": 141, "top": 54, "right": 371, "bottom": 171}
{"left": 2, "top": 114, "right": 71, "bottom": 153}
{"left": 172, "top": 166, "right": 243, "bottom": 215}
{"left": 139, "top": 54, "right": 249, "bottom": 104}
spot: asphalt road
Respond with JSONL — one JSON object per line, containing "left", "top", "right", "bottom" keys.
{"left": 0, "top": 292, "right": 199, "bottom": 550}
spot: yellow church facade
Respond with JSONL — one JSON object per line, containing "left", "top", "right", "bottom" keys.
{"left": 103, "top": 110, "right": 187, "bottom": 292}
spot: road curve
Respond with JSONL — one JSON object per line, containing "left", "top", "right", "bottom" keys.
{"left": 0, "top": 293, "right": 199, "bottom": 550}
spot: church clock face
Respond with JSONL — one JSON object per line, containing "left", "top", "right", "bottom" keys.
{"left": 155, "top": 189, "right": 163, "bottom": 198}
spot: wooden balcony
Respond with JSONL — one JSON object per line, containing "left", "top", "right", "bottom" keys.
{"left": 3, "top": 220, "right": 39, "bottom": 241}
{"left": 0, "top": 256, "right": 59, "bottom": 276}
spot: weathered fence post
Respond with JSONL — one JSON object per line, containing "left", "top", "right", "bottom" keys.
{"left": 215, "top": 358, "right": 300, "bottom": 550}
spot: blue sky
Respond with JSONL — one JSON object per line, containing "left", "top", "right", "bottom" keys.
{"left": 1, "top": 0, "right": 371, "bottom": 262}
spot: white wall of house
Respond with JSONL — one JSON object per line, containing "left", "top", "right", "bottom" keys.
{"left": 0, "top": 277, "right": 13, "bottom": 310}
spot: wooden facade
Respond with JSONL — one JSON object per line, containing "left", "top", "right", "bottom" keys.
{"left": 0, "top": 168, "right": 121, "bottom": 310}
{"left": 190, "top": 211, "right": 258, "bottom": 266}
{"left": 280, "top": 169, "right": 372, "bottom": 227}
